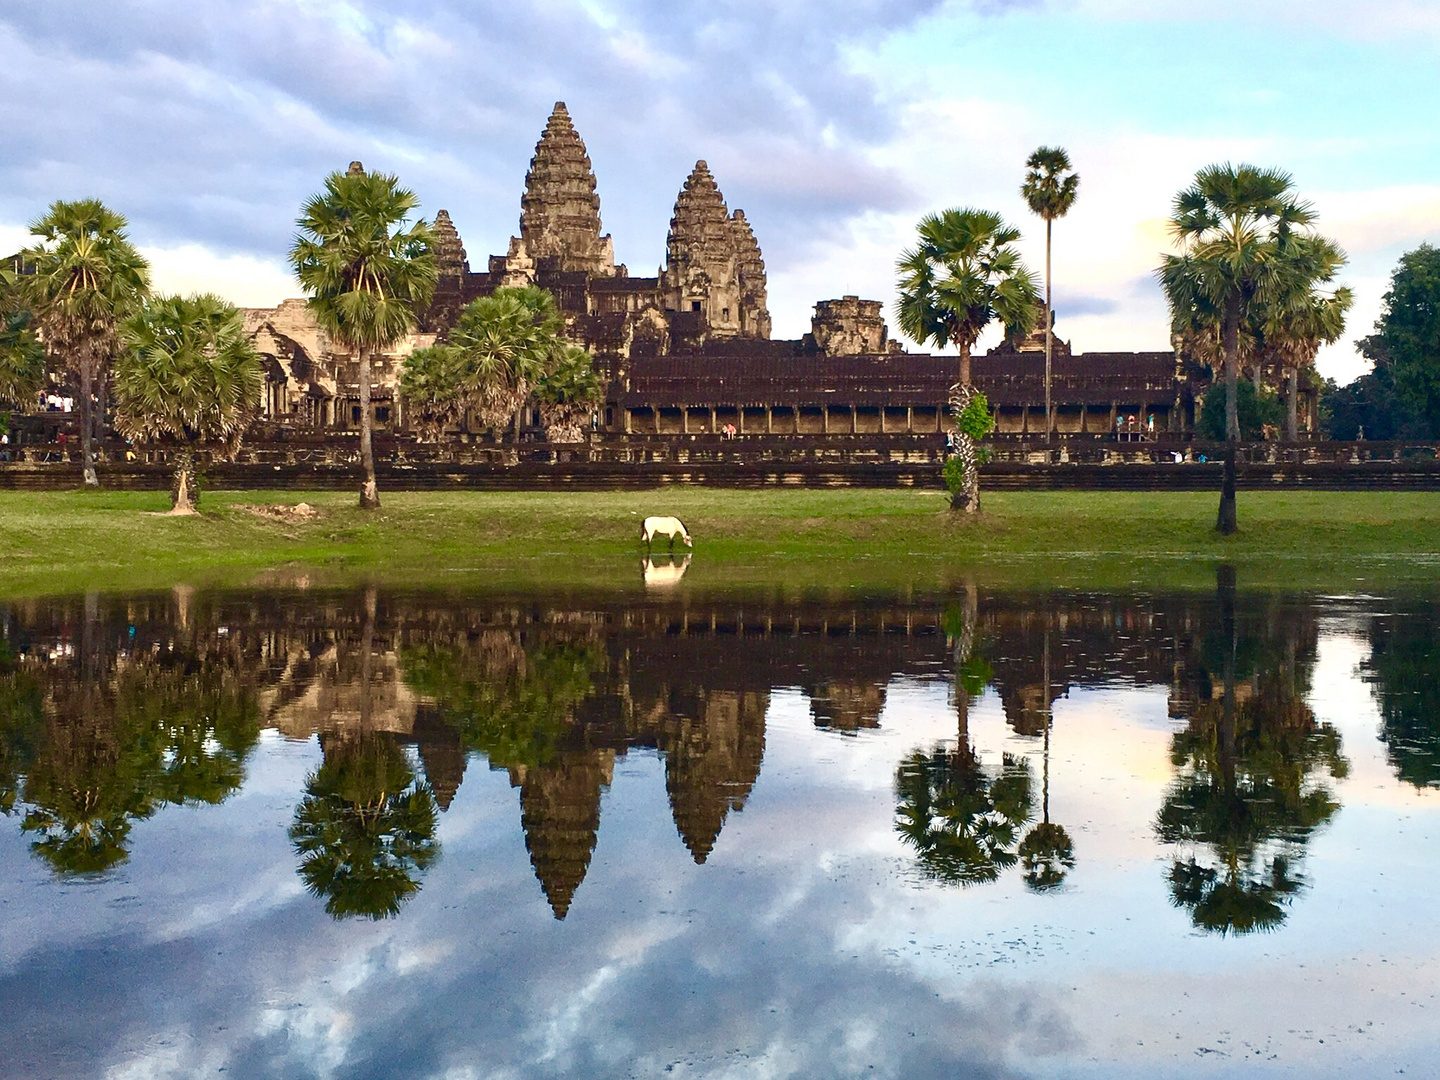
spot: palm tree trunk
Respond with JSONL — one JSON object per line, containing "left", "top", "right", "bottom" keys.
{"left": 1218, "top": 564, "right": 1238, "bottom": 794}
{"left": 1285, "top": 366, "right": 1299, "bottom": 442}
{"left": 357, "top": 346, "right": 380, "bottom": 509}
{"left": 1042, "top": 620, "right": 1051, "bottom": 824}
{"left": 1217, "top": 294, "right": 1240, "bottom": 534}
{"left": 1044, "top": 217, "right": 1053, "bottom": 444}
{"left": 950, "top": 343, "right": 981, "bottom": 514}
{"left": 79, "top": 363, "right": 98, "bottom": 488}
{"left": 170, "top": 449, "right": 198, "bottom": 514}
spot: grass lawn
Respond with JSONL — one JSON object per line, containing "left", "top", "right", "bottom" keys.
{"left": 1, "top": 486, "right": 1439, "bottom": 596}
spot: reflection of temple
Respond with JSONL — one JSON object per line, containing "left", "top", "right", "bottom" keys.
{"left": 0, "top": 586, "right": 1343, "bottom": 915}
{"left": 242, "top": 101, "right": 1214, "bottom": 442}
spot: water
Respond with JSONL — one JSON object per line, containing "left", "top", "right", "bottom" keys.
{"left": 0, "top": 576, "right": 1437, "bottom": 1078}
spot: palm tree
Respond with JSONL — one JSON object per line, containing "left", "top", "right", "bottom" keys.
{"left": 290, "top": 164, "right": 437, "bottom": 509}
{"left": 401, "top": 286, "right": 563, "bottom": 440}
{"left": 113, "top": 294, "right": 265, "bottom": 513}
{"left": 1256, "top": 236, "right": 1353, "bottom": 441}
{"left": 536, "top": 343, "right": 604, "bottom": 442}
{"left": 1020, "top": 147, "right": 1080, "bottom": 443}
{"left": 20, "top": 199, "right": 151, "bottom": 487}
{"left": 0, "top": 266, "right": 45, "bottom": 412}
{"left": 1159, "top": 165, "right": 1318, "bottom": 533}
{"left": 897, "top": 209, "right": 1038, "bottom": 513}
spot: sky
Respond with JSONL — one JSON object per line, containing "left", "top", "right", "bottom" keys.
{"left": 3, "top": 1, "right": 1438, "bottom": 383}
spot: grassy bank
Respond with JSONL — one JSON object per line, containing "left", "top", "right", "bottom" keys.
{"left": 2, "top": 487, "right": 1439, "bottom": 596}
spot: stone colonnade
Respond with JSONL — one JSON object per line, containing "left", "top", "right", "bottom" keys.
{"left": 621, "top": 404, "right": 946, "bottom": 436}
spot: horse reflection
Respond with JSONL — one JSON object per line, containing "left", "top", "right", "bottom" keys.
{"left": 642, "top": 554, "right": 691, "bottom": 589}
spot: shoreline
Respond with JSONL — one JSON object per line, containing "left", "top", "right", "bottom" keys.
{"left": 2, "top": 488, "right": 1439, "bottom": 597}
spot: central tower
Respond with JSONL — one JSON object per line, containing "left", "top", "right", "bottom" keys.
{"left": 515, "top": 102, "right": 616, "bottom": 276}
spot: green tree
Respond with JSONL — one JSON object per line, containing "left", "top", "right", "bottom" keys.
{"left": 1159, "top": 166, "right": 1320, "bottom": 533}
{"left": 0, "top": 266, "right": 46, "bottom": 411}
{"left": 289, "top": 732, "right": 440, "bottom": 920}
{"left": 401, "top": 285, "right": 564, "bottom": 439}
{"left": 536, "top": 343, "right": 604, "bottom": 443}
{"left": 1020, "top": 147, "right": 1080, "bottom": 442}
{"left": 20, "top": 199, "right": 151, "bottom": 487}
{"left": 1356, "top": 244, "right": 1440, "bottom": 436}
{"left": 1197, "top": 378, "right": 1283, "bottom": 441}
{"left": 290, "top": 164, "right": 437, "bottom": 509}
{"left": 897, "top": 209, "right": 1038, "bottom": 514}
{"left": 113, "top": 294, "right": 265, "bottom": 513}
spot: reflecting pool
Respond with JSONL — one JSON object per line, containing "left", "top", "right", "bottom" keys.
{"left": 0, "top": 575, "right": 1437, "bottom": 1078}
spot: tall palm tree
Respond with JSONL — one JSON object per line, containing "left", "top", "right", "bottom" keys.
{"left": 1020, "top": 147, "right": 1080, "bottom": 443}
{"left": 897, "top": 209, "right": 1038, "bottom": 513}
{"left": 1159, "top": 165, "right": 1317, "bottom": 533}
{"left": 113, "top": 294, "right": 265, "bottom": 513}
{"left": 401, "top": 286, "right": 563, "bottom": 440}
{"left": 20, "top": 199, "right": 151, "bottom": 487}
{"left": 290, "top": 164, "right": 437, "bottom": 509}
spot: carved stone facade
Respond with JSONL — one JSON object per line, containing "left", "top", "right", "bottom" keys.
{"left": 661, "top": 161, "right": 770, "bottom": 339}
{"left": 515, "top": 102, "right": 616, "bottom": 277}
{"left": 806, "top": 296, "right": 889, "bottom": 357}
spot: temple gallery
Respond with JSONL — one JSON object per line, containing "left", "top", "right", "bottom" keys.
{"left": 244, "top": 103, "right": 1312, "bottom": 443}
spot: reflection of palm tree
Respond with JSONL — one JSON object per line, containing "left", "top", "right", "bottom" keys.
{"left": 19, "top": 681, "right": 157, "bottom": 875}
{"left": 898, "top": 584, "right": 1034, "bottom": 886}
{"left": 290, "top": 732, "right": 439, "bottom": 920}
{"left": 1020, "top": 623, "right": 1075, "bottom": 891}
{"left": 1156, "top": 567, "right": 1346, "bottom": 935}
{"left": 896, "top": 746, "right": 1033, "bottom": 886}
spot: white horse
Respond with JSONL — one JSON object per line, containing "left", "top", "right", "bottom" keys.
{"left": 642, "top": 554, "right": 691, "bottom": 589}
{"left": 641, "top": 515, "right": 692, "bottom": 551}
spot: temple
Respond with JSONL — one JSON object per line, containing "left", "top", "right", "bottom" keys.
{"left": 243, "top": 101, "right": 1313, "bottom": 442}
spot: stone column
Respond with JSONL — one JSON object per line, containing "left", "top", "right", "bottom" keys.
{"left": 823, "top": 407, "right": 829, "bottom": 435}
{"left": 880, "top": 407, "right": 886, "bottom": 435}
{"left": 710, "top": 407, "right": 717, "bottom": 434}
{"left": 766, "top": 407, "right": 773, "bottom": 434}
{"left": 850, "top": 406, "right": 858, "bottom": 434}
{"left": 907, "top": 406, "right": 914, "bottom": 433}
{"left": 682, "top": 407, "right": 689, "bottom": 435}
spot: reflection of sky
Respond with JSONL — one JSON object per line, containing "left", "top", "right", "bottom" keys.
{"left": 1, "top": 630, "right": 1438, "bottom": 1078}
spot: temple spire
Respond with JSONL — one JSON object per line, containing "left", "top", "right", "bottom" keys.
{"left": 516, "top": 102, "right": 615, "bottom": 276}
{"left": 662, "top": 161, "right": 770, "bottom": 339}
{"left": 431, "top": 210, "right": 469, "bottom": 280}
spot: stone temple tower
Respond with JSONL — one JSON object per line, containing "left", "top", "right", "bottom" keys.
{"left": 512, "top": 102, "right": 616, "bottom": 277}
{"left": 431, "top": 209, "right": 469, "bottom": 281}
{"left": 662, "top": 161, "right": 771, "bottom": 339}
